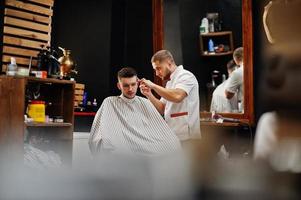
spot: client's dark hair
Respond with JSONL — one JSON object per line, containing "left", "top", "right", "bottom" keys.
{"left": 117, "top": 67, "right": 137, "bottom": 80}
{"left": 227, "top": 60, "right": 237, "bottom": 71}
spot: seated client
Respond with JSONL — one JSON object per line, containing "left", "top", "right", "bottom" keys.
{"left": 89, "top": 67, "right": 181, "bottom": 155}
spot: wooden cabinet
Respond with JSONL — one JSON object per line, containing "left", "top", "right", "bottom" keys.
{"left": 0, "top": 76, "right": 75, "bottom": 164}
{"left": 199, "top": 31, "right": 234, "bottom": 56}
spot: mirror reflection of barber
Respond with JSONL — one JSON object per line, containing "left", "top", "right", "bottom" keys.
{"left": 140, "top": 50, "right": 201, "bottom": 141}
{"left": 224, "top": 47, "right": 244, "bottom": 113}
{"left": 210, "top": 59, "right": 239, "bottom": 113}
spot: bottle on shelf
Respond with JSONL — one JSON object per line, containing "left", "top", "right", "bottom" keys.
{"left": 209, "top": 22, "right": 214, "bottom": 32}
{"left": 86, "top": 101, "right": 92, "bottom": 112}
{"left": 92, "top": 98, "right": 98, "bottom": 112}
{"left": 208, "top": 39, "right": 215, "bottom": 53}
{"left": 6, "top": 57, "right": 18, "bottom": 76}
{"left": 82, "top": 92, "right": 88, "bottom": 107}
{"left": 200, "top": 18, "right": 209, "bottom": 34}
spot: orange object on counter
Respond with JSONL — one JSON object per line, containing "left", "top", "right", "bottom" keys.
{"left": 32, "top": 71, "right": 47, "bottom": 78}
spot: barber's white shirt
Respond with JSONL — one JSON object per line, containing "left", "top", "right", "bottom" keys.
{"left": 225, "top": 65, "right": 244, "bottom": 112}
{"left": 254, "top": 112, "right": 278, "bottom": 160}
{"left": 160, "top": 65, "right": 201, "bottom": 141}
{"left": 210, "top": 80, "right": 238, "bottom": 113}
{"left": 254, "top": 112, "right": 301, "bottom": 173}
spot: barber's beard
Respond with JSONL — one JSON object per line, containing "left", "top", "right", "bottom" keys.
{"left": 163, "top": 71, "right": 172, "bottom": 81}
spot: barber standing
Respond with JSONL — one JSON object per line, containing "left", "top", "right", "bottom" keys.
{"left": 140, "top": 50, "right": 201, "bottom": 142}
{"left": 225, "top": 47, "right": 244, "bottom": 112}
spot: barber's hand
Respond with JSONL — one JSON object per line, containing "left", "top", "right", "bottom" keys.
{"left": 139, "top": 83, "right": 152, "bottom": 98}
{"left": 140, "top": 78, "right": 155, "bottom": 89}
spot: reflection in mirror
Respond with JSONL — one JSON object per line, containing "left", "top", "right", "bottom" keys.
{"left": 157, "top": 0, "right": 253, "bottom": 122}
{"left": 200, "top": 2, "right": 243, "bottom": 114}
{"left": 210, "top": 47, "right": 244, "bottom": 113}
{"left": 210, "top": 59, "right": 239, "bottom": 113}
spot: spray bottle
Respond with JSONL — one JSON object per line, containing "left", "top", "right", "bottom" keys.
{"left": 6, "top": 57, "right": 18, "bottom": 76}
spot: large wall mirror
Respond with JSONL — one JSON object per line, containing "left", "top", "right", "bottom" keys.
{"left": 153, "top": 0, "right": 254, "bottom": 124}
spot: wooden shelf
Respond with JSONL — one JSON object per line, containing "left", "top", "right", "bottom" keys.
{"left": 200, "top": 31, "right": 232, "bottom": 37}
{"left": 74, "top": 112, "right": 96, "bottom": 116}
{"left": 26, "top": 76, "right": 75, "bottom": 85}
{"left": 0, "top": 75, "right": 75, "bottom": 84}
{"left": 200, "top": 112, "right": 251, "bottom": 126}
{"left": 200, "top": 121, "right": 240, "bottom": 127}
{"left": 201, "top": 51, "right": 233, "bottom": 56}
{"left": 25, "top": 122, "right": 73, "bottom": 127}
{"left": 199, "top": 30, "right": 234, "bottom": 57}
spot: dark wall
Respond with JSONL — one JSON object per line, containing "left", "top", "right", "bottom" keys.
{"left": 164, "top": 0, "right": 183, "bottom": 64}
{"left": 52, "top": 0, "right": 112, "bottom": 103}
{"left": 110, "top": 0, "right": 153, "bottom": 95}
{"left": 109, "top": 0, "right": 126, "bottom": 95}
{"left": 52, "top": 0, "right": 153, "bottom": 103}
{"left": 164, "top": 0, "right": 243, "bottom": 110}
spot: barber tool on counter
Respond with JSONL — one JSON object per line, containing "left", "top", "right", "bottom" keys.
{"left": 58, "top": 47, "right": 78, "bottom": 79}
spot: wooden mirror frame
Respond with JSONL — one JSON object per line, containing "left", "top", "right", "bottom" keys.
{"left": 152, "top": 0, "right": 254, "bottom": 125}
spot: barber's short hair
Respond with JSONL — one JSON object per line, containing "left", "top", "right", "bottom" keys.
{"left": 151, "top": 50, "right": 175, "bottom": 63}
{"left": 227, "top": 60, "right": 237, "bottom": 70}
{"left": 233, "top": 47, "right": 244, "bottom": 62}
{"left": 117, "top": 67, "right": 137, "bottom": 80}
